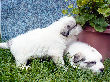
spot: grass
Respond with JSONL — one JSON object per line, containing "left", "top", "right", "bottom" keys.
{"left": 0, "top": 48, "right": 110, "bottom": 82}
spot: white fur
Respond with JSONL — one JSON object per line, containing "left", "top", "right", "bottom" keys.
{"left": 0, "top": 16, "right": 82, "bottom": 69}
{"left": 66, "top": 41, "right": 104, "bottom": 72}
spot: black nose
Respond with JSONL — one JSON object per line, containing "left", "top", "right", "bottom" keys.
{"left": 100, "top": 68, "right": 104, "bottom": 72}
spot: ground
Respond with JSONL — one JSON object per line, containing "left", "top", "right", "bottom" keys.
{"left": 0, "top": 48, "right": 110, "bottom": 82}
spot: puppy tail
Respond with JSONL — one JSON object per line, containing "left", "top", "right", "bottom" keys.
{"left": 0, "top": 42, "right": 9, "bottom": 49}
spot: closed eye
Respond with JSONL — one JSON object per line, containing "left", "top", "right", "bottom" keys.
{"left": 84, "top": 61, "right": 96, "bottom": 64}
{"left": 84, "top": 61, "right": 96, "bottom": 67}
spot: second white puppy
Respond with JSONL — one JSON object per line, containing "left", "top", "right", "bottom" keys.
{"left": 66, "top": 41, "right": 104, "bottom": 72}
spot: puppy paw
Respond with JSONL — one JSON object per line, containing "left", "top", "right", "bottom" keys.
{"left": 72, "top": 65, "right": 80, "bottom": 69}
{"left": 19, "top": 65, "right": 31, "bottom": 70}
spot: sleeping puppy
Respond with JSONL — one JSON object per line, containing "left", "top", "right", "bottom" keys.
{"left": 0, "top": 16, "right": 82, "bottom": 69}
{"left": 66, "top": 41, "right": 104, "bottom": 72}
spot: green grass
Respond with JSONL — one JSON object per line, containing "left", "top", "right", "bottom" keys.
{"left": 0, "top": 48, "right": 110, "bottom": 82}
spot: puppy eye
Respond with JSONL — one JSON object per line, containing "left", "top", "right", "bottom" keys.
{"left": 90, "top": 61, "right": 96, "bottom": 64}
{"left": 84, "top": 61, "right": 96, "bottom": 67}
{"left": 85, "top": 61, "right": 96, "bottom": 64}
{"left": 67, "top": 25, "right": 70, "bottom": 29}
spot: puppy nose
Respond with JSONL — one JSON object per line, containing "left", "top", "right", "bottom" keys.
{"left": 100, "top": 68, "right": 104, "bottom": 72}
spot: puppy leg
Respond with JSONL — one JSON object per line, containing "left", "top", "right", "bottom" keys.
{"left": 15, "top": 55, "right": 30, "bottom": 69}
{"left": 69, "top": 57, "right": 78, "bottom": 68}
{"left": 52, "top": 55, "right": 64, "bottom": 67}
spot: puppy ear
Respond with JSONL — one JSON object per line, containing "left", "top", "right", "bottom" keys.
{"left": 73, "top": 52, "right": 85, "bottom": 63}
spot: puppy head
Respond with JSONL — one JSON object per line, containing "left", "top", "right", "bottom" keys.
{"left": 71, "top": 49, "right": 104, "bottom": 73}
{"left": 59, "top": 16, "right": 82, "bottom": 37}
{"left": 69, "top": 24, "right": 83, "bottom": 36}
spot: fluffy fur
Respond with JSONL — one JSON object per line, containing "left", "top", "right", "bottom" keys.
{"left": 66, "top": 41, "right": 104, "bottom": 72}
{"left": 0, "top": 16, "right": 82, "bottom": 69}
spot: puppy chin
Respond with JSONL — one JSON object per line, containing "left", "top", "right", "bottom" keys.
{"left": 90, "top": 69, "right": 103, "bottom": 73}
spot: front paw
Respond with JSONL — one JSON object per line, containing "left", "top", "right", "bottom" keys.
{"left": 19, "top": 65, "right": 31, "bottom": 70}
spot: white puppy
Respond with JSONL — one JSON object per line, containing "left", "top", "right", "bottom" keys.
{"left": 66, "top": 41, "right": 104, "bottom": 72}
{"left": 0, "top": 16, "right": 82, "bottom": 69}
